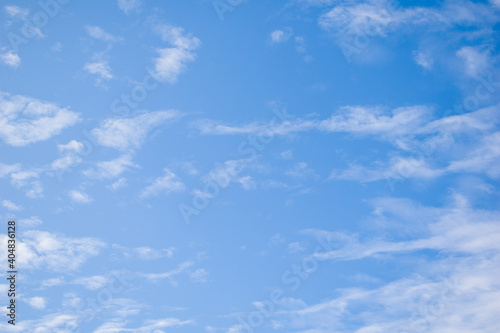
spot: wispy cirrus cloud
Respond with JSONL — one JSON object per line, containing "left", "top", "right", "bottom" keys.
{"left": 192, "top": 105, "right": 433, "bottom": 138}
{"left": 68, "top": 190, "right": 93, "bottom": 204}
{"left": 139, "top": 169, "right": 185, "bottom": 198}
{"left": 456, "top": 46, "right": 493, "bottom": 79}
{"left": 319, "top": 0, "right": 498, "bottom": 37}
{"left": 195, "top": 104, "right": 500, "bottom": 184}
{"left": 85, "top": 25, "right": 123, "bottom": 43}
{"left": 138, "top": 260, "right": 194, "bottom": 282}
{"left": 1, "top": 199, "right": 22, "bottom": 211}
{"left": 93, "top": 317, "right": 192, "bottom": 333}
{"left": 91, "top": 110, "right": 181, "bottom": 151}
{"left": 117, "top": 0, "right": 142, "bottom": 14}
{"left": 4, "top": 5, "right": 28, "bottom": 18}
{"left": 84, "top": 154, "right": 139, "bottom": 179}
{"left": 112, "top": 244, "right": 175, "bottom": 260}
{"left": 244, "top": 195, "right": 500, "bottom": 332}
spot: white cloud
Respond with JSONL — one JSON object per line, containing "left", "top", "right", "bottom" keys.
{"left": 153, "top": 48, "right": 196, "bottom": 84}
{"left": 0, "top": 91, "right": 80, "bottom": 146}
{"left": 58, "top": 140, "right": 84, "bottom": 153}
{"left": 68, "top": 190, "right": 93, "bottom": 204}
{"left": 286, "top": 162, "right": 317, "bottom": 178}
{"left": 112, "top": 244, "right": 175, "bottom": 260}
{"left": 84, "top": 60, "right": 114, "bottom": 82}
{"left": 312, "top": 195, "right": 500, "bottom": 261}
{"left": 193, "top": 118, "right": 317, "bottom": 135}
{"left": 413, "top": 50, "right": 433, "bottom": 70}
{"left": 152, "top": 24, "right": 201, "bottom": 83}
{"left": 140, "top": 260, "right": 194, "bottom": 282}
{"left": 288, "top": 242, "right": 306, "bottom": 253}
{"left": 456, "top": 46, "right": 491, "bottom": 79}
{"left": 295, "top": 0, "right": 335, "bottom": 7}
{"left": 51, "top": 42, "right": 63, "bottom": 52}
{"left": 107, "top": 177, "right": 128, "bottom": 191}
{"left": 195, "top": 105, "right": 500, "bottom": 186}
{"left": 134, "top": 246, "right": 174, "bottom": 260}
{"left": 189, "top": 268, "right": 209, "bottom": 283}
{"left": 18, "top": 216, "right": 42, "bottom": 227}
{"left": 85, "top": 25, "right": 123, "bottom": 43}
{"left": 139, "top": 169, "right": 185, "bottom": 198}
{"left": 328, "top": 108, "right": 500, "bottom": 183}
{"left": 194, "top": 105, "right": 432, "bottom": 138}
{"left": 41, "top": 277, "right": 65, "bottom": 288}
{"left": 422, "top": 104, "right": 500, "bottom": 136}
{"left": 0, "top": 230, "right": 105, "bottom": 271}
{"left": 117, "top": 0, "right": 141, "bottom": 14}
{"left": 84, "top": 154, "right": 138, "bottom": 179}
{"left": 10, "top": 170, "right": 44, "bottom": 198}
{"left": 319, "top": 0, "right": 496, "bottom": 38}
{"left": 281, "top": 149, "right": 293, "bottom": 159}
{"left": 94, "top": 317, "right": 192, "bottom": 333}
{"left": 294, "top": 36, "right": 306, "bottom": 53}
{"left": 0, "top": 163, "right": 20, "bottom": 178}
{"left": 18, "top": 314, "right": 79, "bottom": 332}
{"left": 176, "top": 161, "right": 198, "bottom": 176}
{"left": 238, "top": 175, "right": 256, "bottom": 190}
{"left": 104, "top": 298, "right": 144, "bottom": 317}
{"left": 0, "top": 50, "right": 20, "bottom": 68}
{"left": 319, "top": 105, "right": 432, "bottom": 136}
{"left": 330, "top": 157, "right": 444, "bottom": 183}
{"left": 51, "top": 155, "right": 82, "bottom": 171}
{"left": 92, "top": 110, "right": 181, "bottom": 151}
{"left": 1, "top": 199, "right": 22, "bottom": 211}
{"left": 318, "top": 1, "right": 498, "bottom": 63}
{"left": 446, "top": 132, "right": 500, "bottom": 178}
{"left": 26, "top": 297, "right": 46, "bottom": 310}
{"left": 51, "top": 140, "right": 85, "bottom": 171}
{"left": 270, "top": 28, "right": 293, "bottom": 43}
{"left": 73, "top": 275, "right": 110, "bottom": 290}
{"left": 202, "top": 158, "right": 255, "bottom": 191}
{"left": 4, "top": 5, "right": 28, "bottom": 18}
{"left": 267, "top": 196, "right": 500, "bottom": 332}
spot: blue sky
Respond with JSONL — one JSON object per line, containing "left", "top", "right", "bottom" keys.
{"left": 1, "top": 0, "right": 500, "bottom": 332}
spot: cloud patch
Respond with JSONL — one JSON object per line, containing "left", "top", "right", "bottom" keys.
{"left": 0, "top": 91, "right": 80, "bottom": 146}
